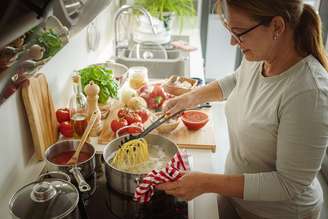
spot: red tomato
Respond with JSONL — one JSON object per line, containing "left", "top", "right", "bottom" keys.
{"left": 117, "top": 108, "right": 129, "bottom": 118}
{"left": 128, "top": 122, "right": 144, "bottom": 134}
{"left": 136, "top": 109, "right": 149, "bottom": 123}
{"left": 59, "top": 121, "right": 74, "bottom": 138}
{"left": 111, "top": 118, "right": 128, "bottom": 133}
{"left": 125, "top": 112, "right": 142, "bottom": 125}
{"left": 56, "top": 108, "right": 71, "bottom": 123}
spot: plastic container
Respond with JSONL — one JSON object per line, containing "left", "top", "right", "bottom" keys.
{"left": 128, "top": 66, "right": 149, "bottom": 90}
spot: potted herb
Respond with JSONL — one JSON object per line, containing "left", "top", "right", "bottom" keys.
{"left": 134, "top": 0, "right": 196, "bottom": 32}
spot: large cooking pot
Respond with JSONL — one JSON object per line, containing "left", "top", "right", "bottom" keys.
{"left": 9, "top": 172, "right": 80, "bottom": 219}
{"left": 103, "top": 134, "right": 179, "bottom": 195}
{"left": 45, "top": 140, "right": 96, "bottom": 192}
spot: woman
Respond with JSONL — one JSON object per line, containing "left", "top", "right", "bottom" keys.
{"left": 157, "top": 0, "right": 328, "bottom": 218}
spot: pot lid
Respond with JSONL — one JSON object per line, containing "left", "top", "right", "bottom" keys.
{"left": 9, "top": 178, "right": 79, "bottom": 219}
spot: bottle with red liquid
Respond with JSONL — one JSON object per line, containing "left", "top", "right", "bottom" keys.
{"left": 69, "top": 73, "right": 87, "bottom": 137}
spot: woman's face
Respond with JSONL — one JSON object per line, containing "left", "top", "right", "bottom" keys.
{"left": 226, "top": 6, "right": 275, "bottom": 61}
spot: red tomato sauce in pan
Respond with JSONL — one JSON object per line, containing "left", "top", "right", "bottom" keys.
{"left": 51, "top": 151, "right": 91, "bottom": 165}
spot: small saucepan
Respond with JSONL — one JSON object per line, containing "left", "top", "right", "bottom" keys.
{"left": 45, "top": 140, "right": 96, "bottom": 192}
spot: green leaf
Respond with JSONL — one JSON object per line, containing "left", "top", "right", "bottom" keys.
{"left": 135, "top": 0, "right": 196, "bottom": 31}
{"left": 79, "top": 65, "right": 118, "bottom": 104}
{"left": 36, "top": 29, "right": 62, "bottom": 58}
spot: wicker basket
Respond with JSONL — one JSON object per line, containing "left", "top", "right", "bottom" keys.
{"left": 163, "top": 75, "right": 198, "bottom": 96}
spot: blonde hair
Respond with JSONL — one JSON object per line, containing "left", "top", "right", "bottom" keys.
{"left": 221, "top": 0, "right": 328, "bottom": 71}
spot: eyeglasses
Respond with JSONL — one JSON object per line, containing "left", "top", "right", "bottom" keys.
{"left": 219, "top": 14, "right": 267, "bottom": 43}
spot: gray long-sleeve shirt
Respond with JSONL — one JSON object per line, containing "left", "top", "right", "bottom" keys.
{"left": 218, "top": 55, "right": 328, "bottom": 219}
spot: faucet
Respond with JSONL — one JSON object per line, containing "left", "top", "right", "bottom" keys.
{"left": 113, "top": 5, "right": 158, "bottom": 57}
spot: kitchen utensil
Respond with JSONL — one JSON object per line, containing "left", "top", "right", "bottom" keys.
{"left": 21, "top": 73, "right": 58, "bottom": 160}
{"left": 121, "top": 104, "right": 212, "bottom": 145}
{"left": 87, "top": 22, "right": 100, "bottom": 51}
{"left": 9, "top": 174, "right": 79, "bottom": 219}
{"left": 153, "top": 112, "right": 180, "bottom": 134}
{"left": 66, "top": 110, "right": 98, "bottom": 165}
{"left": 103, "top": 133, "right": 179, "bottom": 195}
{"left": 45, "top": 140, "right": 96, "bottom": 192}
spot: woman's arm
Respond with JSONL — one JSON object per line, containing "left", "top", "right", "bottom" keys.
{"left": 156, "top": 172, "right": 244, "bottom": 201}
{"left": 186, "top": 80, "right": 225, "bottom": 104}
{"left": 163, "top": 80, "right": 224, "bottom": 114}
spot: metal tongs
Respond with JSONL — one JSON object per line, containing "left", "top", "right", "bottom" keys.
{"left": 120, "top": 103, "right": 211, "bottom": 145}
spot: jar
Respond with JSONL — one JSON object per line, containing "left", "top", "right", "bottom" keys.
{"left": 9, "top": 174, "right": 79, "bottom": 219}
{"left": 71, "top": 113, "right": 88, "bottom": 137}
{"left": 128, "top": 66, "right": 148, "bottom": 90}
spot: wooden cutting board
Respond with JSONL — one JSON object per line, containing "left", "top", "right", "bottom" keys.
{"left": 159, "top": 109, "right": 216, "bottom": 152}
{"left": 22, "top": 73, "right": 58, "bottom": 160}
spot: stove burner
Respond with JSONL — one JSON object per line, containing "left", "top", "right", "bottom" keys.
{"left": 82, "top": 168, "right": 188, "bottom": 219}
{"left": 134, "top": 192, "right": 188, "bottom": 219}
{"left": 43, "top": 157, "right": 189, "bottom": 219}
{"left": 106, "top": 181, "right": 188, "bottom": 219}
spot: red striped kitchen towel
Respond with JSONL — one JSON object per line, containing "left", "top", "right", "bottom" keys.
{"left": 134, "top": 151, "right": 190, "bottom": 203}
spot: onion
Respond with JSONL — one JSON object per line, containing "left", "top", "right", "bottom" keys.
{"left": 120, "top": 87, "right": 137, "bottom": 105}
{"left": 127, "top": 96, "right": 147, "bottom": 110}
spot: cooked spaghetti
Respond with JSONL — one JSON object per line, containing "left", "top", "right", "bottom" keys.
{"left": 111, "top": 138, "right": 149, "bottom": 171}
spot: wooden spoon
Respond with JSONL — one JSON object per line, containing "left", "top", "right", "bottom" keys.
{"left": 66, "top": 111, "right": 98, "bottom": 165}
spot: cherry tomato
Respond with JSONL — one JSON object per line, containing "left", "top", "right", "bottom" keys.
{"left": 117, "top": 108, "right": 129, "bottom": 118}
{"left": 59, "top": 121, "right": 74, "bottom": 138}
{"left": 56, "top": 108, "right": 71, "bottom": 123}
{"left": 125, "top": 112, "right": 142, "bottom": 125}
{"left": 111, "top": 118, "right": 128, "bottom": 133}
{"left": 136, "top": 109, "right": 149, "bottom": 123}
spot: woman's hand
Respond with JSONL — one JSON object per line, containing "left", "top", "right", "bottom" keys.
{"left": 156, "top": 172, "right": 206, "bottom": 201}
{"left": 163, "top": 94, "right": 194, "bottom": 115}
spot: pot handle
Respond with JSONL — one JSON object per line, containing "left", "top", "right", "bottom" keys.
{"left": 39, "top": 171, "right": 71, "bottom": 182}
{"left": 135, "top": 176, "right": 143, "bottom": 185}
{"left": 69, "top": 167, "right": 91, "bottom": 192}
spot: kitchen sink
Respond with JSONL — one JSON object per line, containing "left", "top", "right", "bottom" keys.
{"left": 113, "top": 35, "right": 190, "bottom": 79}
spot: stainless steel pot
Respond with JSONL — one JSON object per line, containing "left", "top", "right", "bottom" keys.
{"left": 9, "top": 173, "right": 80, "bottom": 219}
{"left": 103, "top": 134, "right": 179, "bottom": 195}
{"left": 45, "top": 140, "right": 96, "bottom": 192}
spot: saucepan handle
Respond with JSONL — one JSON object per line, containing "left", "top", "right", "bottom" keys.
{"left": 70, "top": 167, "right": 91, "bottom": 192}
{"left": 134, "top": 176, "right": 143, "bottom": 185}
